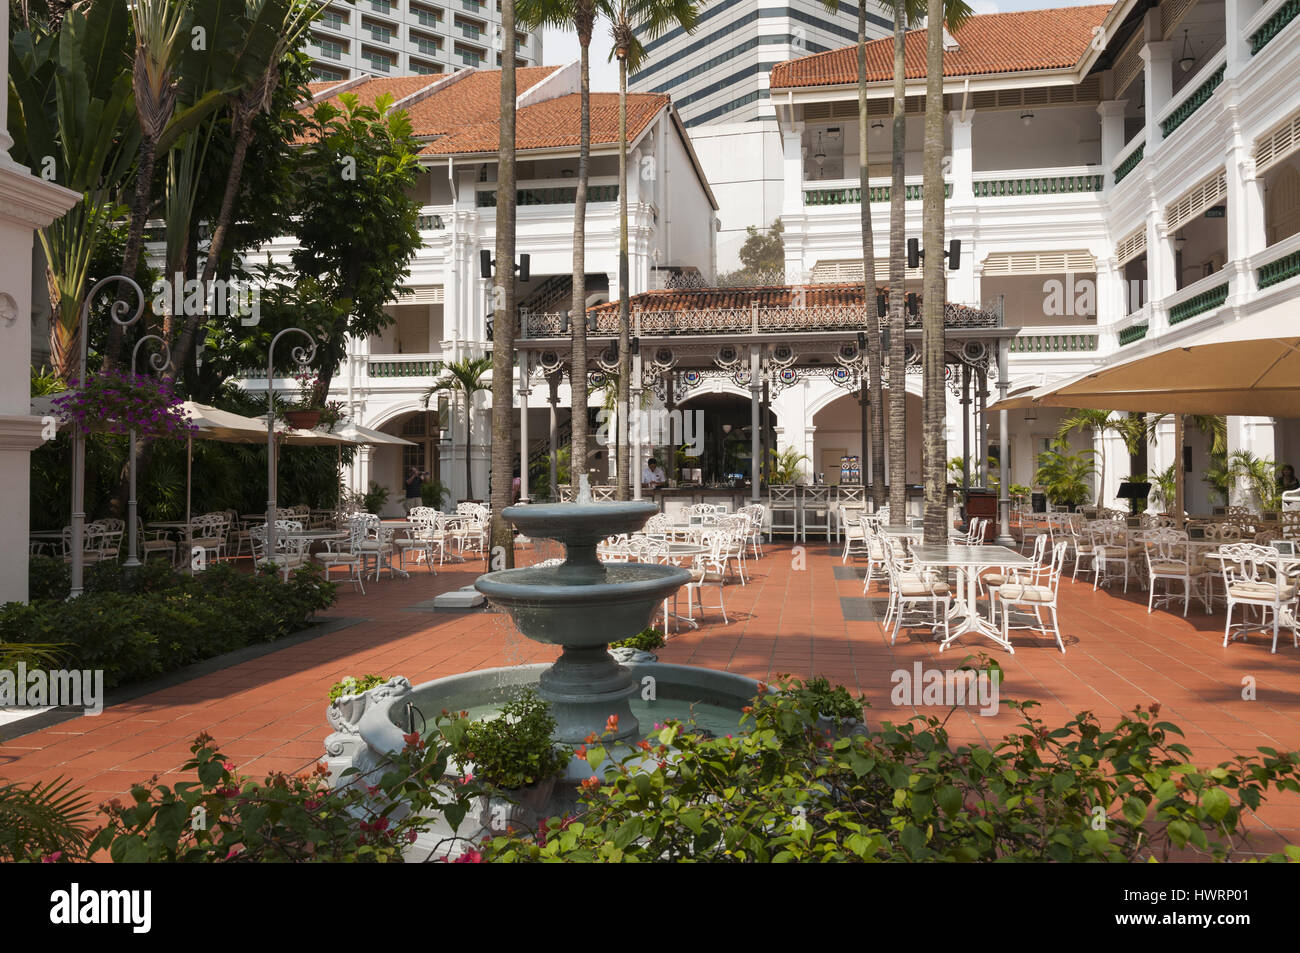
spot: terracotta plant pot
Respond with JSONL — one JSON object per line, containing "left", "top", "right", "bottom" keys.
{"left": 284, "top": 409, "right": 322, "bottom": 430}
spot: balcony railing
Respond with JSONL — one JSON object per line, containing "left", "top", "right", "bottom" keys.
{"left": 1118, "top": 322, "right": 1149, "bottom": 346}
{"left": 520, "top": 302, "right": 999, "bottom": 338}
{"left": 1250, "top": 0, "right": 1300, "bottom": 54}
{"left": 971, "top": 171, "right": 1103, "bottom": 198}
{"left": 1166, "top": 276, "right": 1229, "bottom": 326}
{"left": 368, "top": 355, "right": 443, "bottom": 378}
{"left": 1007, "top": 330, "right": 1099, "bottom": 354}
{"left": 1112, "top": 141, "right": 1145, "bottom": 185}
{"left": 457, "top": 50, "right": 483, "bottom": 66}
{"left": 412, "top": 37, "right": 441, "bottom": 56}
{"left": 364, "top": 25, "right": 395, "bottom": 42}
{"left": 804, "top": 178, "right": 949, "bottom": 205}
{"left": 476, "top": 184, "right": 619, "bottom": 207}
{"left": 461, "top": 0, "right": 484, "bottom": 11}
{"left": 369, "top": 0, "right": 395, "bottom": 15}
{"left": 1158, "top": 52, "right": 1226, "bottom": 139}
{"left": 1255, "top": 233, "right": 1300, "bottom": 289}
{"left": 417, "top": 213, "right": 445, "bottom": 229}
{"left": 412, "top": 7, "right": 441, "bottom": 26}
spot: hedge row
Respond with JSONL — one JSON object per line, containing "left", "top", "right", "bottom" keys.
{"left": 1, "top": 559, "right": 337, "bottom": 691}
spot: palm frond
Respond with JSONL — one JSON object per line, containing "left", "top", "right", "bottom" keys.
{"left": 0, "top": 777, "right": 95, "bottom": 862}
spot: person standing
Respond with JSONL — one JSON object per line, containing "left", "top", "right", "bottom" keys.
{"left": 404, "top": 466, "right": 426, "bottom": 514}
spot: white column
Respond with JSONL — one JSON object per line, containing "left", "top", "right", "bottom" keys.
{"left": 630, "top": 349, "right": 642, "bottom": 501}
{"left": 0, "top": 0, "right": 80, "bottom": 603}
{"left": 1225, "top": 128, "right": 1267, "bottom": 303}
{"left": 1097, "top": 100, "right": 1129, "bottom": 173}
{"left": 1141, "top": 37, "right": 1175, "bottom": 150}
{"left": 781, "top": 121, "right": 805, "bottom": 275}
{"left": 1223, "top": 0, "right": 1256, "bottom": 79}
{"left": 949, "top": 111, "right": 974, "bottom": 203}
{"left": 1147, "top": 205, "right": 1176, "bottom": 329}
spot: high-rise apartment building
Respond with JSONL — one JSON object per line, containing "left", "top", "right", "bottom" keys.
{"left": 629, "top": 0, "right": 891, "bottom": 127}
{"left": 305, "top": 0, "right": 543, "bottom": 82}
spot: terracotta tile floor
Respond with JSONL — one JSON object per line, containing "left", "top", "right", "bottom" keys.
{"left": 2, "top": 539, "right": 1298, "bottom": 851}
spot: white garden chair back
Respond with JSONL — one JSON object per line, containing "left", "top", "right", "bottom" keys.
{"left": 996, "top": 540, "right": 1069, "bottom": 653}
{"left": 1219, "top": 542, "right": 1299, "bottom": 654}
{"left": 1141, "top": 528, "right": 1209, "bottom": 617}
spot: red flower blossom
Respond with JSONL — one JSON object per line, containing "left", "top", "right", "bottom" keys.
{"left": 454, "top": 849, "right": 483, "bottom": 863}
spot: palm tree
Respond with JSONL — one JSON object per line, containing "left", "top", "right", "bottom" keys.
{"left": 611, "top": 0, "right": 702, "bottom": 500}
{"left": 1058, "top": 409, "right": 1145, "bottom": 508}
{"left": 108, "top": 0, "right": 188, "bottom": 365}
{"left": 919, "top": 0, "right": 947, "bottom": 543}
{"left": 516, "top": 0, "right": 615, "bottom": 506}
{"left": 424, "top": 356, "right": 492, "bottom": 501}
{"left": 885, "top": 0, "right": 926, "bottom": 527}
{"left": 917, "top": 0, "right": 973, "bottom": 544}
{"left": 491, "top": 0, "right": 520, "bottom": 563}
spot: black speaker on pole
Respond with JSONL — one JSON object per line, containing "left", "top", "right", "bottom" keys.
{"left": 906, "top": 293, "right": 918, "bottom": 316}
{"left": 907, "top": 238, "right": 920, "bottom": 269}
{"left": 948, "top": 239, "right": 961, "bottom": 270}
{"left": 518, "top": 253, "right": 530, "bottom": 282}
{"left": 479, "top": 249, "right": 493, "bottom": 279}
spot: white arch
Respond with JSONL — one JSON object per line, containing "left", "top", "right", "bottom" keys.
{"left": 365, "top": 400, "right": 435, "bottom": 431}
{"left": 803, "top": 373, "right": 923, "bottom": 420}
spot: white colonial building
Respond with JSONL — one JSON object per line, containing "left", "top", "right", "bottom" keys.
{"left": 254, "top": 64, "right": 720, "bottom": 511}
{"left": 763, "top": 0, "right": 1300, "bottom": 512}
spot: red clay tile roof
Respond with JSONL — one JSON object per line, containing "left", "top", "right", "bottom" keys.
{"left": 404, "top": 66, "right": 560, "bottom": 137}
{"left": 310, "top": 74, "right": 444, "bottom": 111}
{"left": 770, "top": 4, "right": 1113, "bottom": 89}
{"left": 421, "top": 91, "right": 669, "bottom": 155}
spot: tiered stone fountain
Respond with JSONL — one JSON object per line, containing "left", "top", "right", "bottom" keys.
{"left": 326, "top": 481, "right": 758, "bottom": 834}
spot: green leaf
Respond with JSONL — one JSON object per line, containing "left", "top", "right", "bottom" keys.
{"left": 1201, "top": 788, "right": 1230, "bottom": 821}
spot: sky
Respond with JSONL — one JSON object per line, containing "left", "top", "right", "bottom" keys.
{"left": 541, "top": 0, "right": 1109, "bottom": 94}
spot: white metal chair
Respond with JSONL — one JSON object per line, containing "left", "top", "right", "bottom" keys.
{"left": 315, "top": 520, "right": 368, "bottom": 594}
{"left": 1220, "top": 543, "right": 1299, "bottom": 654}
{"left": 996, "top": 540, "right": 1069, "bottom": 654}
{"left": 800, "top": 485, "right": 833, "bottom": 542}
{"left": 679, "top": 533, "right": 729, "bottom": 625}
{"left": 767, "top": 485, "right": 799, "bottom": 539}
{"left": 250, "top": 520, "right": 308, "bottom": 581}
{"left": 884, "top": 536, "right": 951, "bottom": 646}
{"left": 1143, "top": 528, "right": 1210, "bottom": 616}
{"left": 839, "top": 504, "right": 868, "bottom": 563}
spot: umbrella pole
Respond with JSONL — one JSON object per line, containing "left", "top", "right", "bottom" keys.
{"left": 1174, "top": 414, "right": 1185, "bottom": 529}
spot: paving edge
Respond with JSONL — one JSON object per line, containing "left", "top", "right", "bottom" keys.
{"left": 0, "top": 615, "right": 366, "bottom": 742}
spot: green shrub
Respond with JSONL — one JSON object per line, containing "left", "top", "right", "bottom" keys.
{"left": 608, "top": 627, "right": 665, "bottom": 652}
{"left": 779, "top": 674, "right": 864, "bottom": 721}
{"left": 329, "top": 674, "right": 389, "bottom": 703}
{"left": 455, "top": 689, "right": 570, "bottom": 791}
{"left": 480, "top": 681, "right": 1300, "bottom": 863}
{"left": 1, "top": 563, "right": 336, "bottom": 690}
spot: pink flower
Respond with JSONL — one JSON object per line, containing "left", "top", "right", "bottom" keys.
{"left": 41, "top": 851, "right": 63, "bottom": 863}
{"left": 454, "top": 849, "right": 483, "bottom": 863}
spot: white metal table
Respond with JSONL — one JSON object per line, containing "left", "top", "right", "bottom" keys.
{"left": 911, "top": 544, "right": 1036, "bottom": 653}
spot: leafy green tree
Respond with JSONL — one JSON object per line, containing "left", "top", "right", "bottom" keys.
{"left": 1034, "top": 438, "right": 1096, "bottom": 509}
{"left": 737, "top": 219, "right": 785, "bottom": 273}
{"left": 1058, "top": 409, "right": 1145, "bottom": 508}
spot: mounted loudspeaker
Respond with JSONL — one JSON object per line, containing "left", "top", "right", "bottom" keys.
{"left": 962, "top": 340, "right": 987, "bottom": 363}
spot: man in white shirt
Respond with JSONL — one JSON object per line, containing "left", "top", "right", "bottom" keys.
{"left": 641, "top": 457, "right": 666, "bottom": 487}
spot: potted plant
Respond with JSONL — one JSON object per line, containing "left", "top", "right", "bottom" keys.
{"left": 1034, "top": 439, "right": 1096, "bottom": 512}
{"left": 455, "top": 689, "right": 570, "bottom": 835}
{"left": 283, "top": 369, "right": 325, "bottom": 430}
{"left": 52, "top": 367, "right": 196, "bottom": 440}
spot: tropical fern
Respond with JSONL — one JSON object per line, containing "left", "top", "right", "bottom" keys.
{"left": 0, "top": 777, "right": 95, "bottom": 862}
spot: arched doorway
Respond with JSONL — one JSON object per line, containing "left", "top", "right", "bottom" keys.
{"left": 674, "top": 392, "right": 777, "bottom": 486}
{"left": 811, "top": 388, "right": 921, "bottom": 486}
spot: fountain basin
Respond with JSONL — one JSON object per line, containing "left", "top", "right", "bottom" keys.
{"left": 474, "top": 563, "right": 691, "bottom": 647}
{"left": 330, "top": 663, "right": 762, "bottom": 785}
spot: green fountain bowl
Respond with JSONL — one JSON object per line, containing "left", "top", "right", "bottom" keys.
{"left": 475, "top": 562, "right": 691, "bottom": 647}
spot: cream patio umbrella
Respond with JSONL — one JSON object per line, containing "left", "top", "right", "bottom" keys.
{"left": 989, "top": 305, "right": 1300, "bottom": 522}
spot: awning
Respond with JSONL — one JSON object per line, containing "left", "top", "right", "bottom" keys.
{"left": 989, "top": 304, "right": 1300, "bottom": 417}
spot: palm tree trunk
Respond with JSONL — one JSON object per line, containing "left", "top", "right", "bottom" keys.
{"left": 169, "top": 97, "right": 259, "bottom": 381}
{"left": 1094, "top": 424, "right": 1105, "bottom": 509}
{"left": 570, "top": 9, "right": 594, "bottom": 492}
{"left": 491, "top": 1, "right": 519, "bottom": 565}
{"left": 616, "top": 51, "right": 631, "bottom": 502}
{"left": 465, "top": 392, "right": 474, "bottom": 500}
{"left": 921, "top": 0, "right": 947, "bottom": 544}
{"left": 857, "top": 5, "right": 884, "bottom": 513}
{"left": 887, "top": 0, "right": 907, "bottom": 526}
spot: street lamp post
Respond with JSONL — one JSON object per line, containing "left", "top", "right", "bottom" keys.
{"left": 70, "top": 276, "right": 145, "bottom": 598}
{"left": 266, "top": 328, "right": 317, "bottom": 563}
{"left": 122, "top": 334, "right": 172, "bottom": 567}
